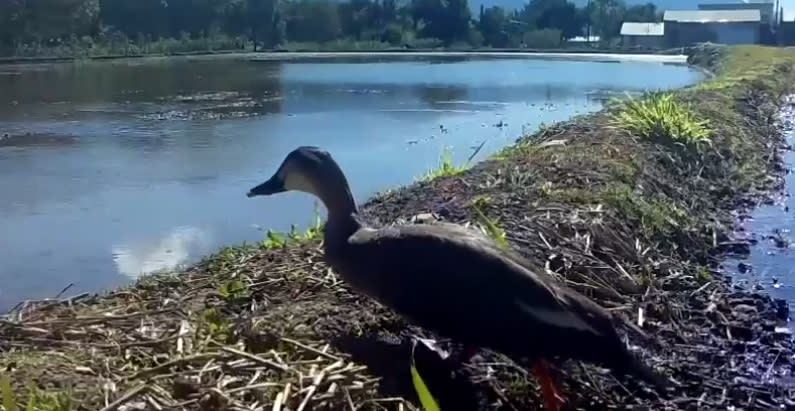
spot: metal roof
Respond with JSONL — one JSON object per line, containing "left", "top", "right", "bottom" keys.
{"left": 699, "top": 2, "right": 772, "bottom": 7}
{"left": 620, "top": 22, "right": 665, "bottom": 36}
{"left": 663, "top": 9, "right": 761, "bottom": 23}
{"left": 698, "top": 3, "right": 773, "bottom": 11}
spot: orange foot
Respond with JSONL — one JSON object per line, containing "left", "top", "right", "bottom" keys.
{"left": 530, "top": 359, "right": 566, "bottom": 411}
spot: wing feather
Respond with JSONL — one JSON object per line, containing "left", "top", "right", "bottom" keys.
{"left": 346, "top": 222, "right": 609, "bottom": 341}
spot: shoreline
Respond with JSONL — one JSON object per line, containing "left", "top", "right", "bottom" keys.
{"left": 1, "top": 44, "right": 794, "bottom": 410}
{"left": 0, "top": 47, "right": 685, "bottom": 66}
{"left": 247, "top": 51, "right": 689, "bottom": 64}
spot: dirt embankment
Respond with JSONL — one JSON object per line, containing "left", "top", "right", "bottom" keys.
{"left": 2, "top": 45, "right": 795, "bottom": 411}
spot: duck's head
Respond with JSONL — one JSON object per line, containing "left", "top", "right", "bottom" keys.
{"left": 247, "top": 146, "right": 344, "bottom": 200}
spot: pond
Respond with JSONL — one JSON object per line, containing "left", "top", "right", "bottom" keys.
{"left": 0, "top": 53, "right": 704, "bottom": 310}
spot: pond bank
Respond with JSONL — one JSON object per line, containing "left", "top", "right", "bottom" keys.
{"left": 247, "top": 51, "right": 688, "bottom": 64}
{"left": 1, "top": 44, "right": 794, "bottom": 410}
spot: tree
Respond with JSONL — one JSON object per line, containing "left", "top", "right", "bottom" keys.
{"left": 100, "top": 0, "right": 168, "bottom": 37}
{"left": 0, "top": 0, "right": 26, "bottom": 48}
{"left": 339, "top": 0, "right": 377, "bottom": 40}
{"left": 411, "top": 0, "right": 471, "bottom": 44}
{"left": 518, "top": 0, "right": 580, "bottom": 40}
{"left": 623, "top": 3, "right": 659, "bottom": 23}
{"left": 247, "top": 0, "right": 278, "bottom": 50}
{"left": 536, "top": 0, "right": 579, "bottom": 39}
{"left": 0, "top": 0, "right": 620, "bottom": 56}
{"left": 2, "top": 0, "right": 100, "bottom": 44}
{"left": 285, "top": 0, "right": 342, "bottom": 43}
{"left": 479, "top": 6, "right": 509, "bottom": 47}
{"left": 588, "top": 0, "right": 626, "bottom": 41}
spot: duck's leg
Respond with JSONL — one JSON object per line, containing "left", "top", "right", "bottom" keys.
{"left": 530, "top": 359, "right": 565, "bottom": 411}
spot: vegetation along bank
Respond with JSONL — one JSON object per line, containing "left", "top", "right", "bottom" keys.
{"left": 1, "top": 44, "right": 795, "bottom": 410}
{"left": 1, "top": 0, "right": 660, "bottom": 59}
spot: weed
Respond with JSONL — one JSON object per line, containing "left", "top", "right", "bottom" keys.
{"left": 217, "top": 279, "right": 249, "bottom": 301}
{"left": 471, "top": 206, "right": 509, "bottom": 250}
{"left": 470, "top": 195, "right": 493, "bottom": 209}
{"left": 696, "top": 266, "right": 713, "bottom": 281}
{"left": 261, "top": 229, "right": 287, "bottom": 249}
{"left": 465, "top": 199, "right": 515, "bottom": 254}
{"left": 0, "top": 376, "right": 73, "bottom": 411}
{"left": 545, "top": 183, "right": 685, "bottom": 242}
{"left": 540, "top": 181, "right": 553, "bottom": 196}
{"left": 599, "top": 184, "right": 685, "bottom": 241}
{"left": 491, "top": 139, "right": 539, "bottom": 161}
{"left": 206, "top": 244, "right": 256, "bottom": 275}
{"left": 263, "top": 204, "right": 325, "bottom": 248}
{"left": 288, "top": 205, "right": 324, "bottom": 243}
{"left": 611, "top": 91, "right": 712, "bottom": 151}
{"left": 200, "top": 308, "right": 232, "bottom": 341}
{"left": 419, "top": 142, "right": 487, "bottom": 182}
{"left": 420, "top": 146, "right": 467, "bottom": 181}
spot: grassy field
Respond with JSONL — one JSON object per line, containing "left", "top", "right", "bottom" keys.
{"left": 1, "top": 45, "right": 794, "bottom": 411}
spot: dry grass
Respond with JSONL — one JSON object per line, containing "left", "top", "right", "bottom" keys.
{"left": 0, "top": 243, "right": 409, "bottom": 410}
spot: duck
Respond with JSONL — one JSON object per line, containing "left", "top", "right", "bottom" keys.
{"left": 247, "top": 146, "right": 669, "bottom": 411}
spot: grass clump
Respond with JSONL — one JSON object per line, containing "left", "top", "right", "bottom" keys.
{"left": 259, "top": 205, "right": 325, "bottom": 250}
{"left": 1, "top": 376, "right": 73, "bottom": 411}
{"left": 599, "top": 184, "right": 686, "bottom": 241}
{"left": 419, "top": 142, "right": 486, "bottom": 182}
{"left": 610, "top": 91, "right": 712, "bottom": 151}
{"left": 541, "top": 182, "right": 686, "bottom": 244}
{"left": 420, "top": 146, "right": 467, "bottom": 181}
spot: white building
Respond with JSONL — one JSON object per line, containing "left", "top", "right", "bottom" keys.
{"left": 663, "top": 9, "right": 762, "bottom": 46}
{"left": 620, "top": 22, "right": 665, "bottom": 48}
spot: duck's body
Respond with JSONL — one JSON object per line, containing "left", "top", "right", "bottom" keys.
{"left": 248, "top": 146, "right": 667, "bottom": 410}
{"left": 324, "top": 214, "right": 660, "bottom": 381}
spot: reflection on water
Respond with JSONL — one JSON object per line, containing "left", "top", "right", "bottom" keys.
{"left": 0, "top": 132, "right": 79, "bottom": 147}
{"left": 0, "top": 54, "right": 704, "bottom": 310}
{"left": 112, "top": 226, "right": 212, "bottom": 279}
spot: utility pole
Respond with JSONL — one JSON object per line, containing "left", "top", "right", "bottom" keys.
{"left": 586, "top": 0, "right": 591, "bottom": 45}
{"left": 775, "top": 0, "right": 780, "bottom": 26}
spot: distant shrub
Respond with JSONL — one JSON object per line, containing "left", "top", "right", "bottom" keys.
{"left": 381, "top": 24, "right": 404, "bottom": 45}
{"left": 611, "top": 91, "right": 712, "bottom": 150}
{"left": 4, "top": 31, "right": 246, "bottom": 58}
{"left": 467, "top": 28, "right": 485, "bottom": 48}
{"left": 408, "top": 37, "right": 444, "bottom": 49}
{"left": 522, "top": 29, "right": 562, "bottom": 49}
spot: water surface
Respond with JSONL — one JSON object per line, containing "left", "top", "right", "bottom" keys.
{"left": 0, "top": 54, "right": 703, "bottom": 310}
{"left": 726, "top": 103, "right": 795, "bottom": 312}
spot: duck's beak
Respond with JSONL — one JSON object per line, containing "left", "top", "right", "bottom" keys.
{"left": 247, "top": 174, "right": 285, "bottom": 198}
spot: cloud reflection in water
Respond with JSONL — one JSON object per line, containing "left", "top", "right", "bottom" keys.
{"left": 112, "top": 226, "right": 212, "bottom": 279}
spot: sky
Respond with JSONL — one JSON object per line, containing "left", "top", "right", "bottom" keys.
{"left": 781, "top": 0, "right": 795, "bottom": 21}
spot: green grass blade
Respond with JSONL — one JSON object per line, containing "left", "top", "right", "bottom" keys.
{"left": 410, "top": 350, "right": 441, "bottom": 411}
{"left": 1, "top": 375, "right": 19, "bottom": 411}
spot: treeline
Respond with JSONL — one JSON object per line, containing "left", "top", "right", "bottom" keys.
{"left": 0, "top": 0, "right": 661, "bottom": 57}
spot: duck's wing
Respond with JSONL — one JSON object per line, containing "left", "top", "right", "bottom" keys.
{"left": 345, "top": 223, "right": 618, "bottom": 357}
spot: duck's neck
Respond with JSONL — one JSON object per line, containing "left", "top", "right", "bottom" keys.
{"left": 316, "top": 182, "right": 357, "bottom": 218}
{"left": 317, "top": 184, "right": 362, "bottom": 239}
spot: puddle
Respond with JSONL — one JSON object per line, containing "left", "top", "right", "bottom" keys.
{"left": 723, "top": 96, "right": 795, "bottom": 328}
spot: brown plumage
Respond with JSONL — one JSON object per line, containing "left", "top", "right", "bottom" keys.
{"left": 247, "top": 146, "right": 668, "bottom": 410}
